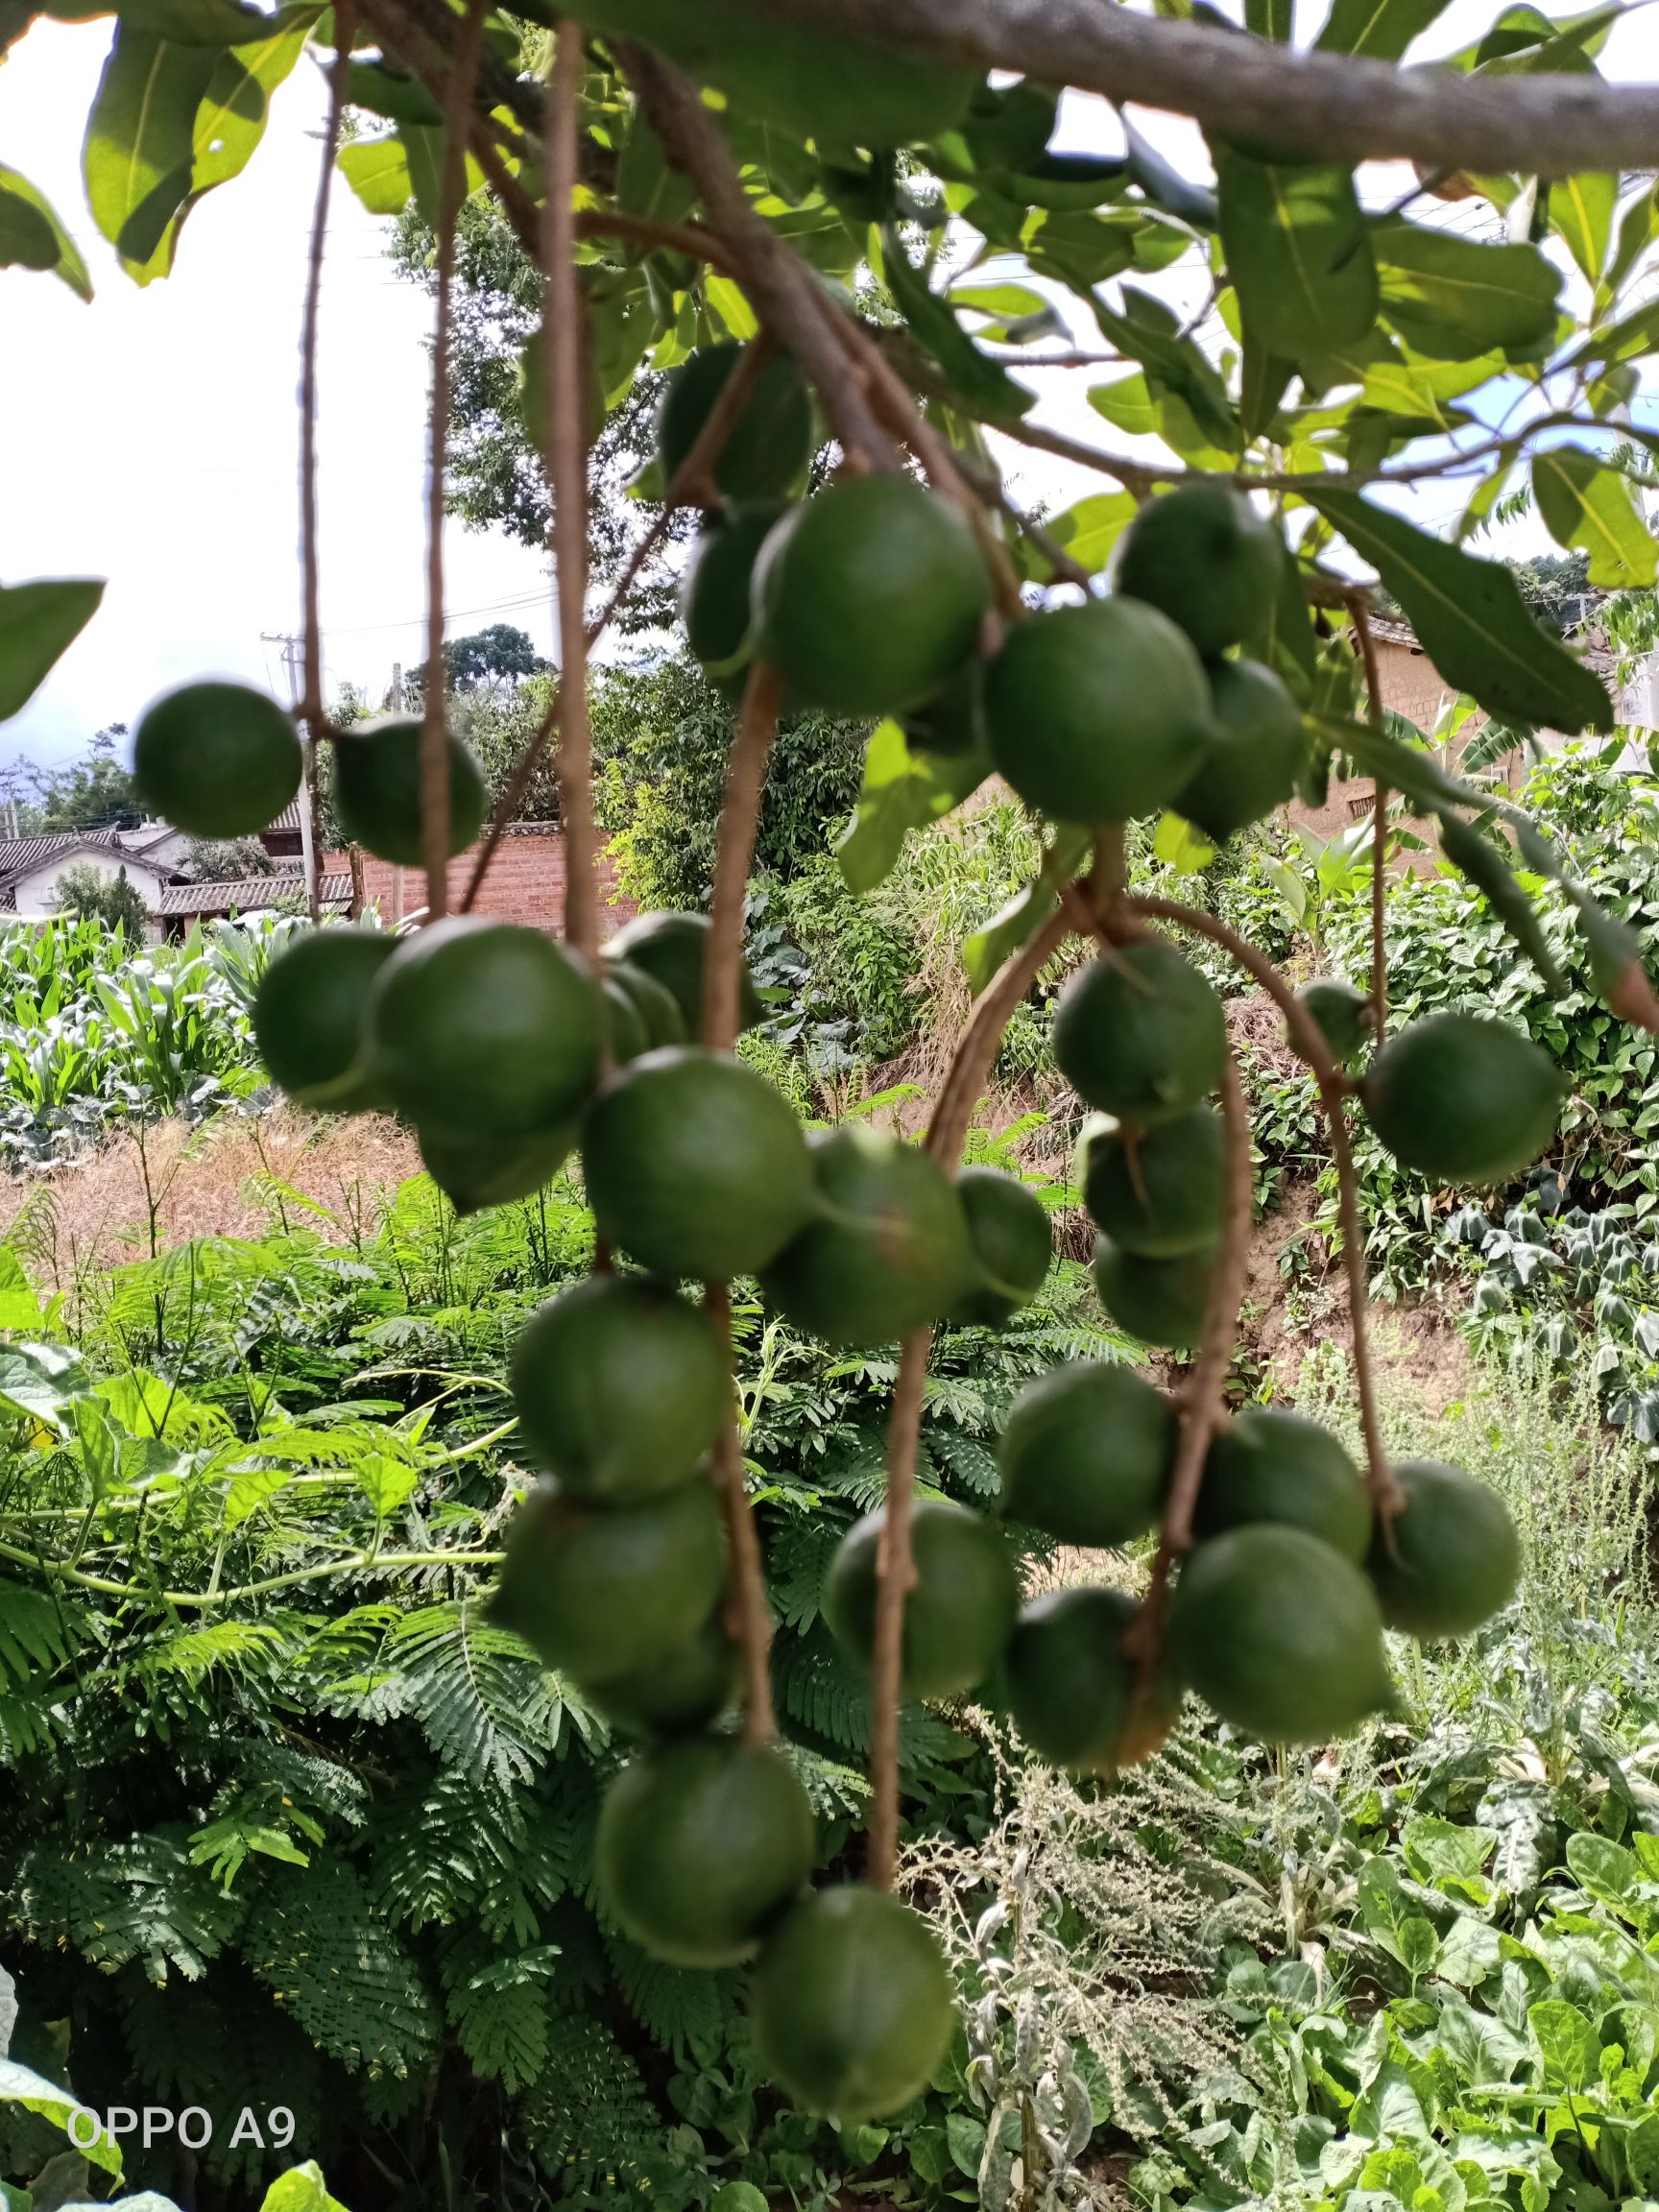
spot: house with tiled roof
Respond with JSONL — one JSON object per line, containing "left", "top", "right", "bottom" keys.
{"left": 0, "top": 807, "right": 328, "bottom": 936}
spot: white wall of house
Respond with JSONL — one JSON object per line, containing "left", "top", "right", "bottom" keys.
{"left": 119, "top": 824, "right": 193, "bottom": 871}
{"left": 11, "top": 852, "right": 170, "bottom": 920}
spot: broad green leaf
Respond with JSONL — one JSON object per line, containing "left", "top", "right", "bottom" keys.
{"left": 1088, "top": 368, "right": 1235, "bottom": 470}
{"left": 338, "top": 135, "right": 414, "bottom": 216}
{"left": 1244, "top": 0, "right": 1292, "bottom": 36}
{"left": 83, "top": 27, "right": 219, "bottom": 276}
{"left": 0, "top": 1342, "right": 92, "bottom": 1431}
{"left": 1565, "top": 1829, "right": 1642, "bottom": 1906}
{"left": 1152, "top": 812, "right": 1215, "bottom": 873}
{"left": 1551, "top": 171, "right": 1617, "bottom": 283}
{"left": 1042, "top": 492, "right": 1137, "bottom": 576}
{"left": 1259, "top": 854, "right": 1308, "bottom": 923}
{"left": 1315, "top": 0, "right": 1450, "bottom": 60}
{"left": 0, "top": 2058, "right": 123, "bottom": 2176}
{"left": 0, "top": 577, "right": 104, "bottom": 721}
{"left": 0, "top": 162, "right": 91, "bottom": 299}
{"left": 1092, "top": 286, "right": 1238, "bottom": 453}
{"left": 1563, "top": 293, "right": 1659, "bottom": 372}
{"left": 132, "top": 12, "right": 313, "bottom": 280}
{"left": 1604, "top": 182, "right": 1659, "bottom": 303}
{"left": 114, "top": 0, "right": 280, "bottom": 38}
{"left": 1531, "top": 446, "right": 1657, "bottom": 589}
{"left": 836, "top": 720, "right": 989, "bottom": 896}
{"left": 256, "top": 2165, "right": 349, "bottom": 2212}
{"left": 879, "top": 225, "right": 1031, "bottom": 418}
{"left": 1459, "top": 0, "right": 1620, "bottom": 73}
{"left": 1122, "top": 117, "right": 1216, "bottom": 230}
{"left": 1214, "top": 144, "right": 1376, "bottom": 357}
{"left": 962, "top": 829, "right": 1091, "bottom": 995}
{"left": 390, "top": 123, "right": 483, "bottom": 228}
{"left": 1303, "top": 488, "right": 1612, "bottom": 733}
{"left": 1528, "top": 1998, "right": 1599, "bottom": 2089}
{"left": 1372, "top": 221, "right": 1560, "bottom": 359}
{"left": 345, "top": 58, "right": 441, "bottom": 125}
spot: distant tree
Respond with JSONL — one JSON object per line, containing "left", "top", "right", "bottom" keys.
{"left": 445, "top": 624, "right": 548, "bottom": 693}
{"left": 51, "top": 862, "right": 149, "bottom": 940}
{"left": 181, "top": 837, "right": 274, "bottom": 883}
{"left": 27, "top": 727, "right": 140, "bottom": 834}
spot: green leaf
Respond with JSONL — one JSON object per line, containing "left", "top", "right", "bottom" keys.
{"left": 1042, "top": 492, "right": 1137, "bottom": 576}
{"left": 1214, "top": 144, "right": 1377, "bottom": 357}
{"left": 1531, "top": 446, "right": 1657, "bottom": 589}
{"left": 0, "top": 578, "right": 105, "bottom": 722}
{"left": 1122, "top": 116, "right": 1216, "bottom": 230}
{"left": 1604, "top": 182, "right": 1659, "bottom": 301}
{"left": 255, "top": 2162, "right": 350, "bottom": 2212}
{"left": 1551, "top": 171, "right": 1617, "bottom": 283}
{"left": 114, "top": 0, "right": 282, "bottom": 39}
{"left": 1314, "top": 0, "right": 1449, "bottom": 57}
{"left": 345, "top": 58, "right": 442, "bottom": 125}
{"left": 835, "top": 721, "right": 989, "bottom": 896}
{"left": 1091, "top": 286, "right": 1238, "bottom": 454}
{"left": 338, "top": 134, "right": 414, "bottom": 215}
{"left": 1437, "top": 813, "right": 1564, "bottom": 991}
{"left": 1244, "top": 0, "right": 1292, "bottom": 36}
{"left": 83, "top": 27, "right": 220, "bottom": 276}
{"left": 1372, "top": 220, "right": 1560, "bottom": 359}
{"left": 962, "top": 829, "right": 1090, "bottom": 995}
{"left": 0, "top": 2057, "right": 123, "bottom": 2176}
{"left": 1528, "top": 1998, "right": 1599, "bottom": 2090}
{"left": 1302, "top": 488, "right": 1612, "bottom": 733}
{"left": 0, "top": 162, "right": 91, "bottom": 299}
{"left": 878, "top": 225, "right": 1031, "bottom": 418}
{"left": 1152, "top": 811, "right": 1215, "bottom": 873}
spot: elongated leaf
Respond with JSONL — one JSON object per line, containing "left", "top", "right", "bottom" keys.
{"left": 1531, "top": 445, "right": 1657, "bottom": 588}
{"left": 962, "top": 829, "right": 1090, "bottom": 995}
{"left": 116, "top": 0, "right": 279, "bottom": 38}
{"left": 1315, "top": 0, "right": 1449, "bottom": 60}
{"left": 0, "top": 578, "right": 105, "bottom": 721}
{"left": 1041, "top": 492, "right": 1137, "bottom": 576}
{"left": 0, "top": 2058, "right": 123, "bottom": 2176}
{"left": 879, "top": 225, "right": 1031, "bottom": 418}
{"left": 1214, "top": 144, "right": 1376, "bottom": 357}
{"left": 1092, "top": 287, "right": 1238, "bottom": 454}
{"left": 257, "top": 2163, "right": 350, "bottom": 2212}
{"left": 83, "top": 26, "right": 219, "bottom": 277}
{"left": 338, "top": 134, "right": 413, "bottom": 215}
{"left": 0, "top": 162, "right": 91, "bottom": 299}
{"left": 1437, "top": 813, "right": 1563, "bottom": 990}
{"left": 1372, "top": 221, "right": 1559, "bottom": 359}
{"left": 133, "top": 12, "right": 312, "bottom": 280}
{"left": 345, "top": 58, "right": 442, "bottom": 125}
{"left": 1244, "top": 0, "right": 1292, "bottom": 36}
{"left": 1605, "top": 182, "right": 1659, "bottom": 301}
{"left": 836, "top": 721, "right": 988, "bottom": 896}
{"left": 1304, "top": 488, "right": 1612, "bottom": 733}
{"left": 1551, "top": 170, "right": 1617, "bottom": 283}
{"left": 1122, "top": 116, "right": 1216, "bottom": 230}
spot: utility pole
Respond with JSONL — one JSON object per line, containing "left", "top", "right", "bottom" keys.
{"left": 263, "top": 630, "right": 320, "bottom": 916}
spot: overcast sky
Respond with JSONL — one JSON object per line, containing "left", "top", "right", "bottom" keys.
{"left": 1, "top": 3, "right": 1655, "bottom": 770}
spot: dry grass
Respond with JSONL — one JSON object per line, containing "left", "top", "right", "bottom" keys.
{"left": 0, "top": 1107, "right": 422, "bottom": 1292}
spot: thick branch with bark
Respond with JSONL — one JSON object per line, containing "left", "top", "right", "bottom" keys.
{"left": 740, "top": 0, "right": 1659, "bottom": 174}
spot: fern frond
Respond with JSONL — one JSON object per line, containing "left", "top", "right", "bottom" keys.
{"left": 242, "top": 1858, "right": 437, "bottom": 2080}
{"left": 517, "top": 2013, "right": 665, "bottom": 2196}
{"left": 17, "top": 1831, "right": 242, "bottom": 1983}
{"left": 766, "top": 1510, "right": 852, "bottom": 1632}
{"left": 601, "top": 1931, "right": 735, "bottom": 2061}
{"left": 440, "top": 1929, "right": 559, "bottom": 2094}
{"left": 0, "top": 1575, "right": 84, "bottom": 1689}
{"left": 927, "top": 1425, "right": 1000, "bottom": 1500}
{"left": 389, "top": 1599, "right": 563, "bottom": 1787}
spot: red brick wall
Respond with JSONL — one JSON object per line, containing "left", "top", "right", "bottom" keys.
{"left": 326, "top": 828, "right": 636, "bottom": 938}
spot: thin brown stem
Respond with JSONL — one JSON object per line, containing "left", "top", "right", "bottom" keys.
{"left": 926, "top": 910, "right": 1072, "bottom": 1166}
{"left": 868, "top": 1326, "right": 930, "bottom": 1891}
{"left": 543, "top": 23, "right": 602, "bottom": 961}
{"left": 619, "top": 44, "right": 902, "bottom": 471}
{"left": 461, "top": 346, "right": 774, "bottom": 914}
{"left": 298, "top": 0, "right": 354, "bottom": 921}
{"left": 576, "top": 207, "right": 739, "bottom": 275}
{"left": 703, "top": 664, "right": 781, "bottom": 1048}
{"left": 1349, "top": 592, "right": 1389, "bottom": 1045}
{"left": 1126, "top": 894, "right": 1400, "bottom": 1519}
{"left": 420, "top": 0, "right": 487, "bottom": 923}
{"left": 703, "top": 1281, "right": 778, "bottom": 1748}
